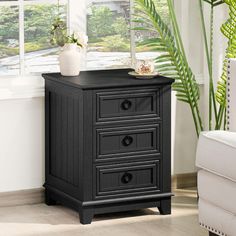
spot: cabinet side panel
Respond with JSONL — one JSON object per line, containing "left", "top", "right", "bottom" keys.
{"left": 162, "top": 85, "right": 172, "bottom": 193}
{"left": 82, "top": 90, "right": 94, "bottom": 201}
{"left": 45, "top": 81, "right": 82, "bottom": 199}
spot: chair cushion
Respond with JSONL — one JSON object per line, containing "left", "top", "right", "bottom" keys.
{"left": 196, "top": 131, "right": 236, "bottom": 182}
{"left": 198, "top": 170, "right": 236, "bottom": 215}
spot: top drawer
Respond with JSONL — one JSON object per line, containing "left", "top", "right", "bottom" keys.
{"left": 95, "top": 88, "right": 161, "bottom": 123}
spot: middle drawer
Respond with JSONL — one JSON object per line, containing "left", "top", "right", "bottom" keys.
{"left": 94, "top": 124, "right": 161, "bottom": 161}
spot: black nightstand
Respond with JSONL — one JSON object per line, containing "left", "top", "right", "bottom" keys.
{"left": 43, "top": 69, "right": 174, "bottom": 224}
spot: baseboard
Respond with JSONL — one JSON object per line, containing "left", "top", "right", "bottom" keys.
{"left": 0, "top": 188, "right": 44, "bottom": 207}
{"left": 172, "top": 172, "right": 197, "bottom": 190}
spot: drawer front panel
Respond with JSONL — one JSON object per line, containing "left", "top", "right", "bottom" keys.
{"left": 95, "top": 160, "right": 161, "bottom": 197}
{"left": 95, "top": 88, "right": 160, "bottom": 122}
{"left": 95, "top": 124, "right": 161, "bottom": 160}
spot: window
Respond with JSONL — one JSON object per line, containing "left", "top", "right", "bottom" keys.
{"left": 86, "top": 0, "right": 131, "bottom": 70}
{"left": 86, "top": 0, "right": 170, "bottom": 70}
{"left": 0, "top": 0, "right": 68, "bottom": 76}
{"left": 0, "top": 0, "right": 170, "bottom": 76}
{"left": 134, "top": 0, "right": 170, "bottom": 61}
{"left": 0, "top": 3, "right": 19, "bottom": 76}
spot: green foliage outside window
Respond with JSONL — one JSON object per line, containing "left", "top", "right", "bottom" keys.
{"left": 0, "top": 4, "right": 65, "bottom": 59}
{"left": 87, "top": 5, "right": 130, "bottom": 52}
{"left": 0, "top": 6, "right": 19, "bottom": 41}
{"left": 87, "top": 1, "right": 169, "bottom": 53}
{"left": 0, "top": 1, "right": 169, "bottom": 57}
{"left": 88, "top": 6, "right": 116, "bottom": 38}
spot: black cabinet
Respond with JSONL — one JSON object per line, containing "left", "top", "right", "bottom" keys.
{"left": 43, "top": 69, "right": 174, "bottom": 224}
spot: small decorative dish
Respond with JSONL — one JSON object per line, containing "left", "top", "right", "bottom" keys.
{"left": 128, "top": 71, "right": 159, "bottom": 79}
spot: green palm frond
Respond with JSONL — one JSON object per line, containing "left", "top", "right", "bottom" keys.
{"left": 134, "top": 0, "right": 203, "bottom": 136}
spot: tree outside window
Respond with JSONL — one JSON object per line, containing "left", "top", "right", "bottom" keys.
{"left": 0, "top": 0, "right": 67, "bottom": 76}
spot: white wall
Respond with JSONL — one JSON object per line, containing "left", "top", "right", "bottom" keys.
{"left": 171, "top": 0, "right": 205, "bottom": 174}
{"left": 171, "top": 87, "right": 205, "bottom": 175}
{"left": 174, "top": 0, "right": 204, "bottom": 83}
{"left": 0, "top": 97, "right": 45, "bottom": 192}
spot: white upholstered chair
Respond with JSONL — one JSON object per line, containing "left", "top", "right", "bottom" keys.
{"left": 196, "top": 59, "right": 236, "bottom": 236}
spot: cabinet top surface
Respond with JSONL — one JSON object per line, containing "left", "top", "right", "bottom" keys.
{"left": 42, "top": 69, "right": 174, "bottom": 90}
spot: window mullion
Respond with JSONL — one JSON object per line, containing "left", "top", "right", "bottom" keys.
{"left": 69, "top": 0, "right": 86, "bottom": 69}
{"left": 19, "top": 0, "right": 25, "bottom": 76}
{"left": 130, "top": 0, "right": 136, "bottom": 68}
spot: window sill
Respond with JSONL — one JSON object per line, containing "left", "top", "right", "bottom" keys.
{"left": 0, "top": 76, "right": 44, "bottom": 100}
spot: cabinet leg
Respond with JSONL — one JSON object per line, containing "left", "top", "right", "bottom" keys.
{"left": 80, "top": 208, "right": 94, "bottom": 225}
{"left": 45, "top": 189, "right": 57, "bottom": 206}
{"left": 158, "top": 198, "right": 171, "bottom": 215}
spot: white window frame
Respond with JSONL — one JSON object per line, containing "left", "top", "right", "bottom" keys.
{"left": 0, "top": 0, "right": 69, "bottom": 77}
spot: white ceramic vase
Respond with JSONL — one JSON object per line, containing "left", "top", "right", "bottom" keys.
{"left": 59, "top": 43, "right": 81, "bottom": 76}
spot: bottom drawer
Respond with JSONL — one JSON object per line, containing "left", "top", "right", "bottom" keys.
{"left": 95, "top": 160, "right": 161, "bottom": 198}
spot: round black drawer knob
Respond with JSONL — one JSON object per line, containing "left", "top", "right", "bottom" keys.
{"left": 121, "top": 172, "right": 133, "bottom": 184}
{"left": 121, "top": 99, "right": 132, "bottom": 110}
{"left": 122, "top": 136, "right": 133, "bottom": 146}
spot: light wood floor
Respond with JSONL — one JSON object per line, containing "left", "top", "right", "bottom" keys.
{"left": 0, "top": 189, "right": 207, "bottom": 236}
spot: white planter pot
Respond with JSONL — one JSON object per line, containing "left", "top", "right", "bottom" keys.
{"left": 59, "top": 43, "right": 81, "bottom": 76}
